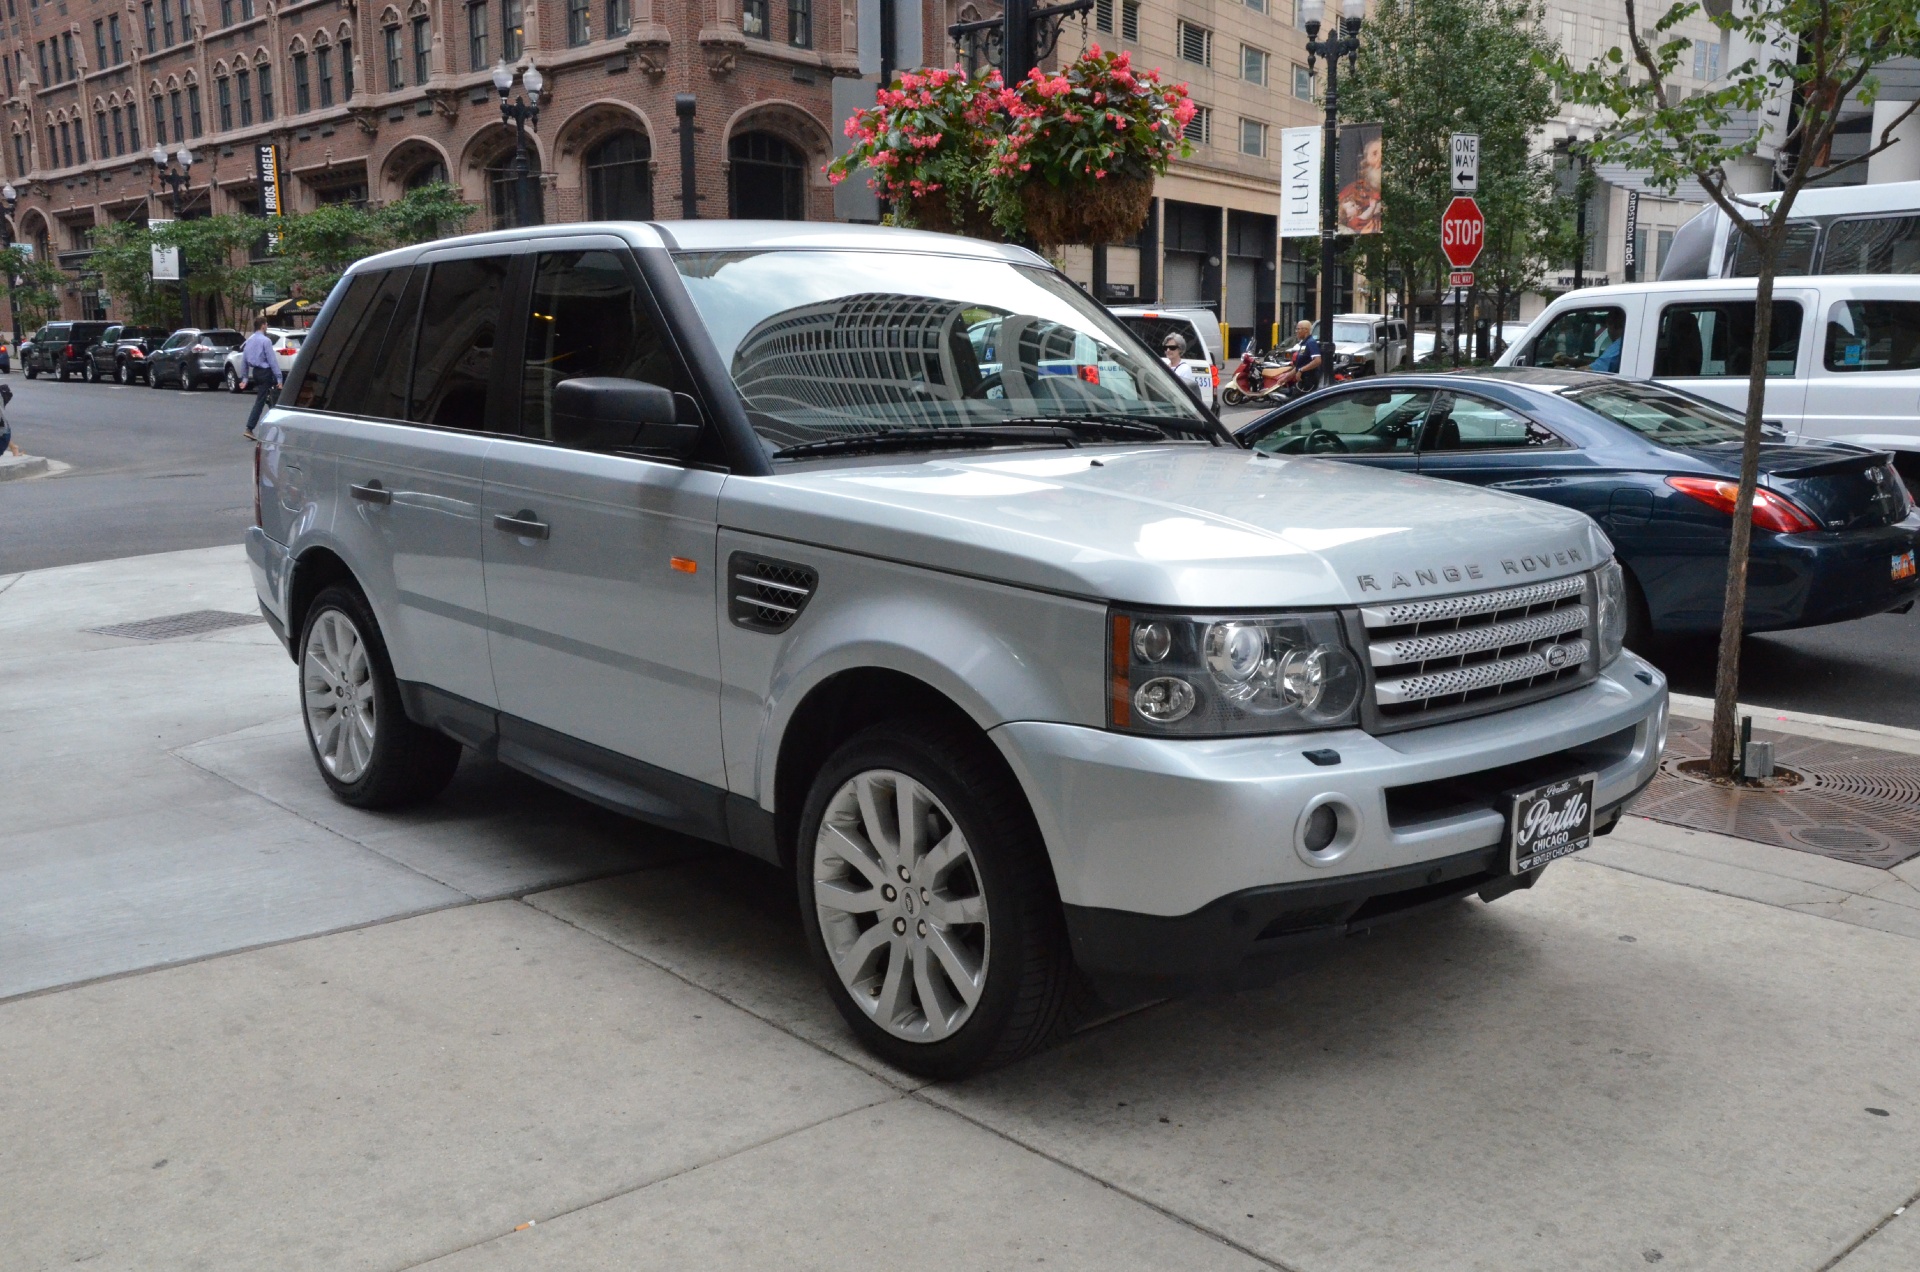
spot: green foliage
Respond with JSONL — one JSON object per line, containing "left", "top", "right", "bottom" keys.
{"left": 0, "top": 245, "right": 73, "bottom": 330}
{"left": 1341, "top": 0, "right": 1572, "bottom": 328}
{"left": 89, "top": 220, "right": 182, "bottom": 326}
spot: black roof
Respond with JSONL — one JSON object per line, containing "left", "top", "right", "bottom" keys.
{"left": 1350, "top": 366, "right": 1614, "bottom": 393}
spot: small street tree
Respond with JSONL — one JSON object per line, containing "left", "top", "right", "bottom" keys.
{"left": 88, "top": 220, "right": 181, "bottom": 327}
{"left": 1554, "top": 0, "right": 1920, "bottom": 780}
{"left": 0, "top": 245, "right": 70, "bottom": 330}
{"left": 1342, "top": 0, "right": 1569, "bottom": 361}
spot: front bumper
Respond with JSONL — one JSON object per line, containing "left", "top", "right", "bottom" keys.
{"left": 992, "top": 653, "right": 1667, "bottom": 995}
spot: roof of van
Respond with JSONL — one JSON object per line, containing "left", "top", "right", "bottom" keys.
{"left": 1538, "top": 273, "right": 1920, "bottom": 302}
{"left": 1734, "top": 179, "right": 1920, "bottom": 219}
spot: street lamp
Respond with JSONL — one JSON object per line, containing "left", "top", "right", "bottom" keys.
{"left": 1303, "top": 0, "right": 1361, "bottom": 360}
{"left": 493, "top": 62, "right": 544, "bottom": 228}
{"left": 1, "top": 182, "right": 17, "bottom": 356}
{"left": 152, "top": 145, "right": 195, "bottom": 330}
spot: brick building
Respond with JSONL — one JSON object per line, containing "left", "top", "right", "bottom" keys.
{"left": 1, "top": 0, "right": 1330, "bottom": 341}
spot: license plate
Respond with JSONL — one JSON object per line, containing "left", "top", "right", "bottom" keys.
{"left": 1508, "top": 773, "right": 1597, "bottom": 874}
{"left": 1894, "top": 551, "right": 1915, "bottom": 582}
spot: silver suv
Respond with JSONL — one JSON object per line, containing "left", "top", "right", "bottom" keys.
{"left": 248, "top": 222, "right": 1668, "bottom": 1077}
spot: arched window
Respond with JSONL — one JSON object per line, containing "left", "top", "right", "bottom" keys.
{"left": 728, "top": 131, "right": 805, "bottom": 221}
{"left": 585, "top": 130, "right": 652, "bottom": 221}
{"left": 403, "top": 157, "right": 447, "bottom": 190}
{"left": 486, "top": 147, "right": 539, "bottom": 229}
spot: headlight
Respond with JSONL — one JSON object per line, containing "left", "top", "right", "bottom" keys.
{"left": 1595, "top": 560, "right": 1626, "bottom": 665}
{"left": 1109, "top": 609, "right": 1362, "bottom": 735}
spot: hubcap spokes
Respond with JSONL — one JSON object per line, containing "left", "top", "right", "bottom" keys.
{"left": 302, "top": 610, "right": 376, "bottom": 782}
{"left": 814, "top": 770, "right": 990, "bottom": 1043}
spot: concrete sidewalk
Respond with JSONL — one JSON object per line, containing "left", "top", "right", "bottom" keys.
{"left": 3, "top": 547, "right": 1918, "bottom": 1271}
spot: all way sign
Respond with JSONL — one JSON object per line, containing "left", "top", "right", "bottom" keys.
{"left": 1441, "top": 196, "right": 1485, "bottom": 269}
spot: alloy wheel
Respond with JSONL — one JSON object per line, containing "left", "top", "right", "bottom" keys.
{"left": 813, "top": 769, "right": 990, "bottom": 1043}
{"left": 302, "top": 609, "right": 378, "bottom": 784}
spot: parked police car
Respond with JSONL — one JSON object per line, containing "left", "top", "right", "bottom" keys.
{"left": 248, "top": 222, "right": 1668, "bottom": 1077}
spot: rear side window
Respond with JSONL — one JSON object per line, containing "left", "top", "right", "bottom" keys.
{"left": 519, "top": 249, "right": 690, "bottom": 445}
{"left": 1825, "top": 301, "right": 1920, "bottom": 373}
{"left": 1523, "top": 306, "right": 1623, "bottom": 370}
{"left": 1427, "top": 394, "right": 1565, "bottom": 451}
{"left": 1727, "top": 222, "right": 1818, "bottom": 277}
{"left": 295, "top": 271, "right": 384, "bottom": 410}
{"left": 409, "top": 255, "right": 510, "bottom": 431}
{"left": 1821, "top": 216, "right": 1920, "bottom": 275}
{"left": 324, "top": 269, "right": 421, "bottom": 420}
{"left": 1654, "top": 301, "right": 1802, "bottom": 378}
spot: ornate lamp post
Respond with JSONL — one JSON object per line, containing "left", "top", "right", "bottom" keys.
{"left": 947, "top": 0, "right": 1093, "bottom": 87}
{"left": 152, "top": 145, "right": 195, "bottom": 330}
{"left": 1, "top": 183, "right": 17, "bottom": 353}
{"left": 492, "top": 62, "right": 545, "bottom": 227}
{"left": 1303, "top": 0, "right": 1361, "bottom": 351}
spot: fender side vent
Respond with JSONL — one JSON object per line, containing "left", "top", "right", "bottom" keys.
{"left": 729, "top": 553, "right": 817, "bottom": 633}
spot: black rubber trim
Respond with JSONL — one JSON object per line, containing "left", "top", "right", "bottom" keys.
{"left": 258, "top": 602, "right": 288, "bottom": 649}
{"left": 631, "top": 243, "right": 771, "bottom": 477}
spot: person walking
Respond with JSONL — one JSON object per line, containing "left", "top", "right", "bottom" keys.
{"left": 240, "top": 318, "right": 282, "bottom": 440}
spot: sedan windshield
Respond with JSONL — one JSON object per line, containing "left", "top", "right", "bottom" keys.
{"left": 673, "top": 249, "right": 1209, "bottom": 454}
{"left": 1562, "top": 382, "right": 1746, "bottom": 446}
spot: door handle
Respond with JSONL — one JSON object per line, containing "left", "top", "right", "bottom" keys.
{"left": 349, "top": 481, "right": 392, "bottom": 506}
{"left": 493, "top": 511, "right": 550, "bottom": 540}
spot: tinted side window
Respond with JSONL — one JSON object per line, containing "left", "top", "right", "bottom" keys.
{"left": 520, "top": 249, "right": 689, "bottom": 444}
{"left": 1822, "top": 216, "right": 1920, "bottom": 275}
{"left": 1524, "top": 306, "right": 1624, "bottom": 369}
{"left": 1250, "top": 388, "right": 1431, "bottom": 455}
{"left": 1654, "top": 301, "right": 1802, "bottom": 378}
{"left": 295, "top": 271, "right": 383, "bottom": 410}
{"left": 409, "top": 255, "right": 509, "bottom": 431}
{"left": 1825, "top": 301, "right": 1920, "bottom": 373}
{"left": 1426, "top": 394, "right": 1566, "bottom": 452}
{"left": 326, "top": 268, "right": 420, "bottom": 420}
{"left": 1728, "top": 222, "right": 1818, "bottom": 277}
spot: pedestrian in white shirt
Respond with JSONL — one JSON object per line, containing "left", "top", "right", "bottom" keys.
{"left": 240, "top": 317, "right": 283, "bottom": 440}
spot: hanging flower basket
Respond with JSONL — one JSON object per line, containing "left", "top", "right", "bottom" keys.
{"left": 1019, "top": 175, "right": 1154, "bottom": 246}
{"left": 908, "top": 190, "right": 1008, "bottom": 241}
{"left": 827, "top": 67, "right": 1008, "bottom": 239}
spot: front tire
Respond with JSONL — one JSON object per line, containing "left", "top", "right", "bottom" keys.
{"left": 24, "top": 365, "right": 36, "bottom": 379}
{"left": 297, "top": 584, "right": 462, "bottom": 809}
{"left": 797, "top": 722, "right": 1074, "bottom": 1078}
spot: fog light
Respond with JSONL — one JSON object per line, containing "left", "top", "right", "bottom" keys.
{"left": 1133, "top": 676, "right": 1195, "bottom": 723}
{"left": 1294, "top": 795, "right": 1357, "bottom": 865}
{"left": 1302, "top": 804, "right": 1338, "bottom": 853}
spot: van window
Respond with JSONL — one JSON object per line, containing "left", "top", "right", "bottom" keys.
{"left": 520, "top": 249, "right": 691, "bottom": 445}
{"left": 1119, "top": 316, "right": 1209, "bottom": 361}
{"left": 1824, "top": 301, "right": 1920, "bottom": 373}
{"left": 295, "top": 270, "right": 387, "bottom": 410}
{"left": 1655, "top": 301, "right": 1802, "bottom": 377}
{"left": 1822, "top": 216, "right": 1920, "bottom": 275}
{"left": 1522, "top": 306, "right": 1624, "bottom": 370}
{"left": 1726, "top": 222, "right": 1818, "bottom": 277}
{"left": 326, "top": 269, "right": 421, "bottom": 420}
{"left": 409, "top": 255, "right": 509, "bottom": 431}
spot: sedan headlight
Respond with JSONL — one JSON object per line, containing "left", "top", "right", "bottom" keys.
{"left": 1595, "top": 560, "right": 1626, "bottom": 666}
{"left": 1109, "top": 609, "right": 1362, "bottom": 735}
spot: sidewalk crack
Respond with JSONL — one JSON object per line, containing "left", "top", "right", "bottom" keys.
{"left": 1815, "top": 1180, "right": 1920, "bottom": 1272}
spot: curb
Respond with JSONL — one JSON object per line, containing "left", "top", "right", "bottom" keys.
{"left": 1667, "top": 691, "right": 1920, "bottom": 756}
{"left": 0, "top": 452, "right": 49, "bottom": 481}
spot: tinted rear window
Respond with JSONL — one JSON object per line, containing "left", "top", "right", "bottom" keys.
{"left": 1563, "top": 382, "right": 1745, "bottom": 445}
{"left": 202, "top": 331, "right": 243, "bottom": 347}
{"left": 1821, "top": 216, "right": 1920, "bottom": 275}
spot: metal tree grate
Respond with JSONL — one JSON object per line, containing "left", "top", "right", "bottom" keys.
{"left": 87, "top": 610, "right": 264, "bottom": 641}
{"left": 1635, "top": 718, "right": 1920, "bottom": 869}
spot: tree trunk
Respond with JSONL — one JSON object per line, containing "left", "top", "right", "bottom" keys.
{"left": 1709, "top": 261, "right": 1777, "bottom": 780}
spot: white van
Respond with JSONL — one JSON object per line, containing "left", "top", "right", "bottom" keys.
{"left": 1497, "top": 275, "right": 1920, "bottom": 478}
{"left": 1659, "top": 179, "right": 1920, "bottom": 280}
{"left": 1109, "top": 305, "right": 1220, "bottom": 407}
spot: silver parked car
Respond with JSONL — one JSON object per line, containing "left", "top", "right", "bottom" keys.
{"left": 248, "top": 221, "right": 1668, "bottom": 1077}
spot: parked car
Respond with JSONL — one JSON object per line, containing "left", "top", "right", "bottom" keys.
{"left": 88, "top": 324, "right": 174, "bottom": 384}
{"left": 146, "top": 327, "right": 244, "bottom": 389}
{"left": 1109, "top": 304, "right": 1221, "bottom": 406}
{"left": 1306, "top": 313, "right": 1410, "bottom": 377}
{"left": 1497, "top": 275, "right": 1920, "bottom": 486}
{"left": 250, "top": 222, "right": 1666, "bottom": 1077}
{"left": 22, "top": 320, "right": 114, "bottom": 380}
{"left": 222, "top": 328, "right": 305, "bottom": 391}
{"left": 0, "top": 338, "right": 10, "bottom": 373}
{"left": 1236, "top": 368, "right": 1920, "bottom": 645}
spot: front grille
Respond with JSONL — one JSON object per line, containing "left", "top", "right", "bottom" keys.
{"left": 728, "top": 553, "right": 817, "bottom": 633}
{"left": 1363, "top": 574, "right": 1594, "bottom": 728}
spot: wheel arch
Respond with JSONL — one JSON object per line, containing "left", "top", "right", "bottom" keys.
{"left": 284, "top": 545, "right": 360, "bottom": 662}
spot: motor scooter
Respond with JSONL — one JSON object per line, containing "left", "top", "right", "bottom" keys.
{"left": 1220, "top": 346, "right": 1297, "bottom": 407}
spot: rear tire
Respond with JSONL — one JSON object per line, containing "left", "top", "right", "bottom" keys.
{"left": 1622, "top": 567, "right": 1655, "bottom": 654}
{"left": 297, "top": 584, "right": 462, "bottom": 810}
{"left": 115, "top": 361, "right": 131, "bottom": 385}
{"left": 796, "top": 721, "right": 1074, "bottom": 1079}
{"left": 1221, "top": 386, "right": 1246, "bottom": 407}
{"left": 223, "top": 366, "right": 240, "bottom": 393}
{"left": 24, "top": 365, "right": 36, "bottom": 379}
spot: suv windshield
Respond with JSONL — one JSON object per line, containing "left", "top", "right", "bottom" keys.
{"left": 1562, "top": 381, "right": 1745, "bottom": 445}
{"left": 673, "top": 249, "right": 1210, "bottom": 454}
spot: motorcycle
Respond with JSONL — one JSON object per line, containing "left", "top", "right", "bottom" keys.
{"left": 1220, "top": 346, "right": 1297, "bottom": 407}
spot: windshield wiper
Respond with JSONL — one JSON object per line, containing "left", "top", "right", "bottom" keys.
{"left": 992, "top": 414, "right": 1199, "bottom": 442}
{"left": 773, "top": 425, "right": 1081, "bottom": 460}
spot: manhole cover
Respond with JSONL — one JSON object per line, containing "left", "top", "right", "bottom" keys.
{"left": 88, "top": 610, "right": 263, "bottom": 641}
{"left": 1633, "top": 718, "right": 1920, "bottom": 869}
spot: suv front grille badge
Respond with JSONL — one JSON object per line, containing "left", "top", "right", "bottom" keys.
{"left": 728, "top": 553, "right": 818, "bottom": 633}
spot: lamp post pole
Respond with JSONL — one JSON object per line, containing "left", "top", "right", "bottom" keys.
{"left": 152, "top": 146, "right": 195, "bottom": 329}
{"left": 493, "top": 63, "right": 545, "bottom": 227}
{"left": 1, "top": 183, "right": 17, "bottom": 354}
{"left": 1303, "top": 2, "right": 1361, "bottom": 353}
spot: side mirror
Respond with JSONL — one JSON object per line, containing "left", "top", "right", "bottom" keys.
{"left": 551, "top": 377, "right": 701, "bottom": 458}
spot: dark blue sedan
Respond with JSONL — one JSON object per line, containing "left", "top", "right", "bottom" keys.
{"left": 1235, "top": 368, "right": 1920, "bottom": 643}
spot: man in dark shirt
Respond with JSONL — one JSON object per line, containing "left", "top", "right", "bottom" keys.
{"left": 1289, "top": 319, "right": 1324, "bottom": 393}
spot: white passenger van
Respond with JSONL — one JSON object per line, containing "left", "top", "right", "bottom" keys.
{"left": 1496, "top": 275, "right": 1920, "bottom": 482}
{"left": 1657, "top": 179, "right": 1920, "bottom": 280}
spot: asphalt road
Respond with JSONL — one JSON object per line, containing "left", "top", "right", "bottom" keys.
{"left": 0, "top": 370, "right": 256, "bottom": 574}
{"left": 7, "top": 384, "right": 1916, "bottom": 727}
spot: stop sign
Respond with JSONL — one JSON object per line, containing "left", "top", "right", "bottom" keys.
{"left": 1441, "top": 196, "right": 1485, "bottom": 269}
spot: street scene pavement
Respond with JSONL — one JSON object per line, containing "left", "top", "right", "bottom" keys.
{"left": 4, "top": 381, "right": 1920, "bottom": 1270}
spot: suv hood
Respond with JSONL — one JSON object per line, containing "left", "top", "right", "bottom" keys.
{"left": 724, "top": 446, "right": 1610, "bottom": 608}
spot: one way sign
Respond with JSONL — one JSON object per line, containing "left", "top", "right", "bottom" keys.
{"left": 1451, "top": 133, "right": 1480, "bottom": 194}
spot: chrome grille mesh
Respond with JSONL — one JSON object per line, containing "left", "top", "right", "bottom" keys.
{"left": 1364, "top": 573, "right": 1593, "bottom": 724}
